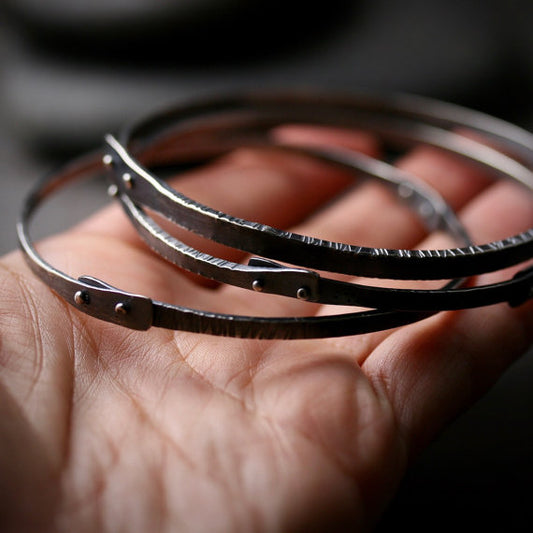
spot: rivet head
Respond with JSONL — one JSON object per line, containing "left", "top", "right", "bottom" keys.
{"left": 74, "top": 290, "right": 89, "bottom": 305}
{"left": 114, "top": 302, "right": 129, "bottom": 315}
{"left": 252, "top": 279, "right": 264, "bottom": 292}
{"left": 397, "top": 183, "right": 413, "bottom": 199}
{"left": 102, "top": 154, "right": 114, "bottom": 167}
{"left": 419, "top": 203, "right": 434, "bottom": 218}
{"left": 107, "top": 184, "right": 119, "bottom": 197}
{"left": 296, "top": 287, "right": 310, "bottom": 300}
{"left": 122, "top": 173, "right": 134, "bottom": 189}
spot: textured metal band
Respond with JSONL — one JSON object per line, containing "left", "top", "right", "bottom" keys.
{"left": 116, "top": 91, "right": 533, "bottom": 280}
{"left": 105, "top": 132, "right": 531, "bottom": 311}
{"left": 16, "top": 90, "right": 533, "bottom": 338}
{"left": 17, "top": 149, "right": 455, "bottom": 338}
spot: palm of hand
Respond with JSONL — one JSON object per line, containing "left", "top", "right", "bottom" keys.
{"left": 1, "top": 128, "right": 531, "bottom": 533}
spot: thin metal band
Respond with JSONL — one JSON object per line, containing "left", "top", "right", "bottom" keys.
{"left": 116, "top": 91, "right": 533, "bottom": 280}
{"left": 17, "top": 151, "right": 451, "bottom": 338}
{"left": 104, "top": 132, "right": 532, "bottom": 311}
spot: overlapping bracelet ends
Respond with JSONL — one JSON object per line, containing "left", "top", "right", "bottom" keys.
{"left": 17, "top": 91, "right": 533, "bottom": 339}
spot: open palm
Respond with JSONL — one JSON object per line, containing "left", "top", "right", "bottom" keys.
{"left": 1, "top": 126, "right": 531, "bottom": 533}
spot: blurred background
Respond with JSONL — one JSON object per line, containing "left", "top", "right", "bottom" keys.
{"left": 1, "top": 0, "right": 532, "bottom": 530}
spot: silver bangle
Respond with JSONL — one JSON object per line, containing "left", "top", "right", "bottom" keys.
{"left": 106, "top": 91, "right": 532, "bottom": 310}
{"left": 17, "top": 90, "right": 533, "bottom": 338}
{"left": 113, "top": 90, "right": 533, "bottom": 281}
{"left": 104, "top": 129, "right": 529, "bottom": 311}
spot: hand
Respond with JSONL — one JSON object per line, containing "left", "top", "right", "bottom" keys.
{"left": 1, "top": 125, "right": 531, "bottom": 533}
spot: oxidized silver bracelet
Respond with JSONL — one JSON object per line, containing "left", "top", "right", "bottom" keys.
{"left": 105, "top": 128, "right": 530, "bottom": 311}
{"left": 106, "top": 91, "right": 532, "bottom": 310}
{"left": 113, "top": 91, "right": 533, "bottom": 280}
{"left": 18, "top": 147, "right": 458, "bottom": 338}
{"left": 17, "top": 91, "right": 533, "bottom": 338}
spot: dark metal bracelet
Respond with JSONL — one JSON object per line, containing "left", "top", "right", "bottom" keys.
{"left": 16, "top": 90, "right": 533, "bottom": 338}
{"left": 114, "top": 90, "right": 533, "bottom": 281}
{"left": 105, "top": 132, "right": 532, "bottom": 311}
{"left": 17, "top": 151, "right": 455, "bottom": 338}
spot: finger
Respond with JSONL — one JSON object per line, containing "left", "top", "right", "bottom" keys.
{"left": 361, "top": 177, "right": 533, "bottom": 459}
{"left": 277, "top": 125, "right": 493, "bottom": 245}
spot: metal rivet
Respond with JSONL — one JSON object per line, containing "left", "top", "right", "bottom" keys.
{"left": 107, "top": 184, "right": 119, "bottom": 197}
{"left": 252, "top": 279, "right": 264, "bottom": 292}
{"left": 102, "top": 154, "right": 114, "bottom": 167}
{"left": 398, "top": 183, "right": 413, "bottom": 199}
{"left": 74, "top": 290, "right": 89, "bottom": 305}
{"left": 114, "top": 302, "right": 129, "bottom": 315}
{"left": 297, "top": 287, "right": 310, "bottom": 300}
{"left": 419, "top": 203, "right": 434, "bottom": 218}
{"left": 122, "top": 173, "right": 134, "bottom": 189}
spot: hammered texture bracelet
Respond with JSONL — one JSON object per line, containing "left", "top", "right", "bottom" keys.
{"left": 17, "top": 90, "right": 533, "bottom": 338}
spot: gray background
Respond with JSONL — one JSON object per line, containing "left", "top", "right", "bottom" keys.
{"left": 1, "top": 1, "right": 532, "bottom": 530}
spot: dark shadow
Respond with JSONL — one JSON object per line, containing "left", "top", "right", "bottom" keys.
{"left": 4, "top": 1, "right": 362, "bottom": 68}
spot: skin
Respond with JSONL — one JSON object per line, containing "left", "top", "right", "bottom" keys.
{"left": 0, "top": 125, "right": 531, "bottom": 533}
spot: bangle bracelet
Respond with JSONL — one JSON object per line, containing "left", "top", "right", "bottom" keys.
{"left": 114, "top": 91, "right": 533, "bottom": 281}
{"left": 17, "top": 151, "right": 453, "bottom": 338}
{"left": 17, "top": 90, "right": 533, "bottom": 338}
{"left": 105, "top": 130, "right": 531, "bottom": 311}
